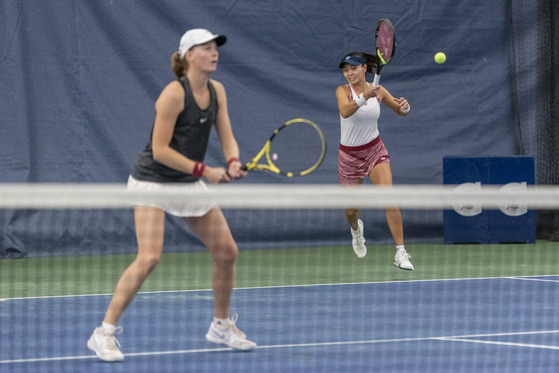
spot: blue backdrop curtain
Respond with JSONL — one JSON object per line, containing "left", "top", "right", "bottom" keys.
{"left": 0, "top": 0, "right": 551, "bottom": 257}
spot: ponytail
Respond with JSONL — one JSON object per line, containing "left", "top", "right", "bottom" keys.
{"left": 345, "top": 51, "right": 379, "bottom": 74}
{"left": 360, "top": 52, "right": 379, "bottom": 74}
{"left": 171, "top": 51, "right": 188, "bottom": 78}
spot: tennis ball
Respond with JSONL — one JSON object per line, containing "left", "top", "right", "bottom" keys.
{"left": 434, "top": 52, "right": 446, "bottom": 64}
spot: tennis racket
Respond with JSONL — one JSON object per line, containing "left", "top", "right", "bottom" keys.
{"left": 241, "top": 118, "right": 327, "bottom": 177}
{"left": 372, "top": 18, "right": 396, "bottom": 86}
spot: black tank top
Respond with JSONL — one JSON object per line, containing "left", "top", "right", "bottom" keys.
{"left": 131, "top": 77, "right": 218, "bottom": 183}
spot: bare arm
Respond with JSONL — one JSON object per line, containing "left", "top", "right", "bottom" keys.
{"left": 151, "top": 81, "right": 189, "bottom": 170}
{"left": 378, "top": 86, "right": 410, "bottom": 117}
{"left": 336, "top": 84, "right": 381, "bottom": 118}
{"left": 212, "top": 79, "right": 246, "bottom": 179}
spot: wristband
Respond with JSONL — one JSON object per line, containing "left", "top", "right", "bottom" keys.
{"left": 355, "top": 93, "right": 367, "bottom": 107}
{"left": 227, "top": 157, "right": 239, "bottom": 169}
{"left": 401, "top": 104, "right": 410, "bottom": 114}
{"left": 192, "top": 162, "right": 206, "bottom": 177}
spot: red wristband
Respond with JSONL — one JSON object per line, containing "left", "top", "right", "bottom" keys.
{"left": 192, "top": 162, "right": 205, "bottom": 178}
{"left": 227, "top": 157, "right": 239, "bottom": 169}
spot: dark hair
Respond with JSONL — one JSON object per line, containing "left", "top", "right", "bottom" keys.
{"left": 171, "top": 51, "right": 188, "bottom": 78}
{"left": 345, "top": 51, "right": 379, "bottom": 74}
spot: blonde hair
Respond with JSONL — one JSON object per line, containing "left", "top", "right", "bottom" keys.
{"left": 171, "top": 51, "right": 188, "bottom": 78}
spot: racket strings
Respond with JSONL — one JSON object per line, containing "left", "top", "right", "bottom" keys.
{"left": 268, "top": 123, "right": 325, "bottom": 175}
{"left": 377, "top": 23, "right": 394, "bottom": 60}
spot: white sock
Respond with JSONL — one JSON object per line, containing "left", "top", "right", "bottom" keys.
{"left": 213, "top": 317, "right": 229, "bottom": 327}
{"left": 351, "top": 224, "right": 362, "bottom": 236}
{"left": 396, "top": 245, "right": 405, "bottom": 252}
{"left": 102, "top": 322, "right": 116, "bottom": 335}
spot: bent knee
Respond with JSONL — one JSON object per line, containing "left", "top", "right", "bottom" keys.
{"left": 213, "top": 244, "right": 238, "bottom": 266}
{"left": 136, "top": 255, "right": 161, "bottom": 274}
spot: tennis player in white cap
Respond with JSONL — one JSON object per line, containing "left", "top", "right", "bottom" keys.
{"left": 87, "top": 28, "right": 256, "bottom": 362}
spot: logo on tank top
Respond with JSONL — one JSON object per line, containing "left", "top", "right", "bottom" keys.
{"left": 200, "top": 117, "right": 208, "bottom": 123}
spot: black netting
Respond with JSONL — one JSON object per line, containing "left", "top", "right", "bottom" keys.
{"left": 536, "top": 0, "right": 559, "bottom": 240}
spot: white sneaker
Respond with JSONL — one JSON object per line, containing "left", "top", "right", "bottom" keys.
{"left": 394, "top": 248, "right": 414, "bottom": 271}
{"left": 87, "top": 326, "right": 124, "bottom": 362}
{"left": 351, "top": 219, "right": 367, "bottom": 258}
{"left": 206, "top": 314, "right": 256, "bottom": 351}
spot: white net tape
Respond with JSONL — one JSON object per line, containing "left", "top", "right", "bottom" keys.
{"left": 0, "top": 183, "right": 558, "bottom": 210}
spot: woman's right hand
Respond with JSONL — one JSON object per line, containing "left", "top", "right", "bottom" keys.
{"left": 363, "top": 84, "right": 381, "bottom": 100}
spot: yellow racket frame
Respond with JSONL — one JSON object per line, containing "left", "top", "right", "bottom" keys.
{"left": 243, "top": 118, "right": 327, "bottom": 177}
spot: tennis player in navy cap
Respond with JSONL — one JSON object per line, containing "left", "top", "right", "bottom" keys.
{"left": 336, "top": 51, "right": 414, "bottom": 271}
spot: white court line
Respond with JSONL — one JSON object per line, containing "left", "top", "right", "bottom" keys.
{"left": 434, "top": 330, "right": 559, "bottom": 351}
{"left": 2, "top": 274, "right": 559, "bottom": 302}
{"left": 0, "top": 347, "right": 232, "bottom": 364}
{"left": 436, "top": 338, "right": 559, "bottom": 351}
{"left": 507, "top": 277, "right": 559, "bottom": 283}
{"left": 3, "top": 330, "right": 559, "bottom": 364}
{"left": 437, "top": 330, "right": 559, "bottom": 339}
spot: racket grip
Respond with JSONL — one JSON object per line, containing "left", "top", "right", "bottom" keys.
{"left": 373, "top": 74, "right": 380, "bottom": 86}
{"left": 240, "top": 164, "right": 248, "bottom": 171}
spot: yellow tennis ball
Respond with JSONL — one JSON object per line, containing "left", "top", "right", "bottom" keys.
{"left": 435, "top": 52, "right": 446, "bottom": 64}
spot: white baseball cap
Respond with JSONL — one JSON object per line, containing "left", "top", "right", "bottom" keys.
{"left": 178, "top": 29, "right": 227, "bottom": 58}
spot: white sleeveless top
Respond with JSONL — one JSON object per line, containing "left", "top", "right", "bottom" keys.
{"left": 339, "top": 83, "right": 380, "bottom": 147}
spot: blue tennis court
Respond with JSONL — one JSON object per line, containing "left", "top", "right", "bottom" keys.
{"left": 2, "top": 275, "right": 559, "bottom": 372}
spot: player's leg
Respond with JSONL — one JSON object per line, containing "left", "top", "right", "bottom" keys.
{"left": 343, "top": 180, "right": 367, "bottom": 258}
{"left": 339, "top": 147, "right": 368, "bottom": 258}
{"left": 184, "top": 207, "right": 236, "bottom": 318}
{"left": 344, "top": 179, "right": 363, "bottom": 230}
{"left": 105, "top": 206, "right": 166, "bottom": 322}
{"left": 338, "top": 175, "right": 367, "bottom": 258}
{"left": 184, "top": 207, "right": 256, "bottom": 350}
{"left": 88, "top": 206, "right": 166, "bottom": 361}
{"left": 369, "top": 163, "right": 414, "bottom": 270}
{"left": 369, "top": 163, "right": 403, "bottom": 245}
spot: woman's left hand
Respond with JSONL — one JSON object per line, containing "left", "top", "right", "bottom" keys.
{"left": 227, "top": 160, "right": 247, "bottom": 180}
{"left": 394, "top": 97, "right": 410, "bottom": 114}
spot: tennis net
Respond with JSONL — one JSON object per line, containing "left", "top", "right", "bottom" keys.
{"left": 1, "top": 183, "right": 558, "bottom": 372}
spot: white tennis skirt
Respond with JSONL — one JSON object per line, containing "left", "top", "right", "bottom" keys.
{"left": 127, "top": 175, "right": 215, "bottom": 217}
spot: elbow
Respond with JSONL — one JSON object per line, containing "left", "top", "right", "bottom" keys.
{"left": 152, "top": 146, "right": 165, "bottom": 163}
{"left": 340, "top": 111, "right": 351, "bottom": 119}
